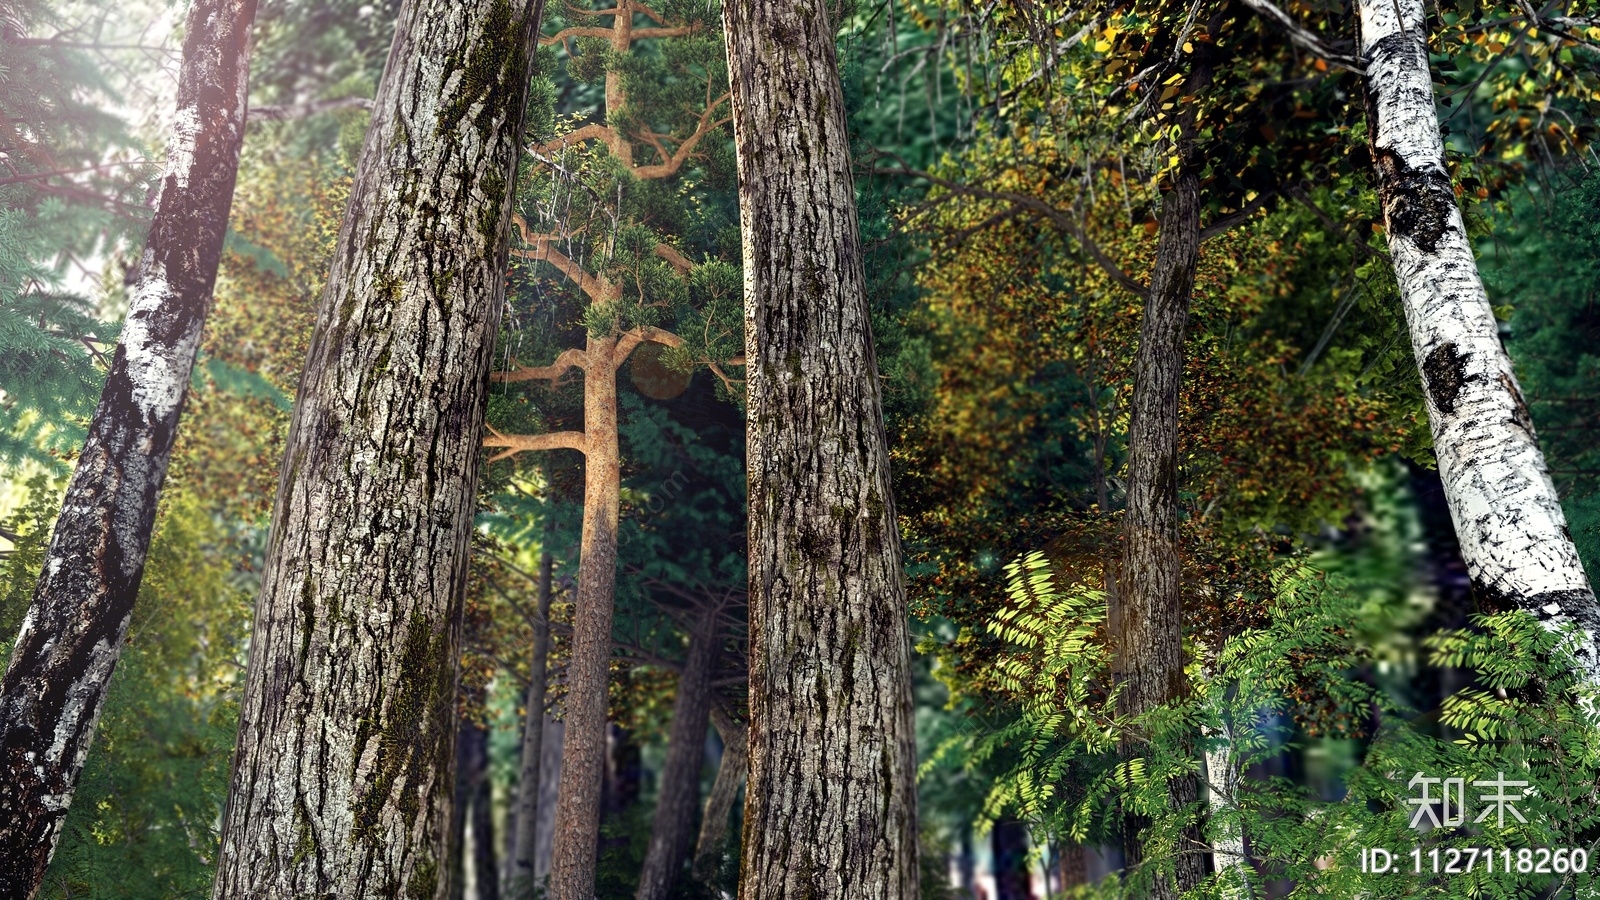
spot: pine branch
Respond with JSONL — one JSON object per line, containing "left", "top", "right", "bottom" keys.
{"left": 482, "top": 424, "right": 588, "bottom": 463}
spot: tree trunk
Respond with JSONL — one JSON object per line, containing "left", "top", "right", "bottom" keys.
{"left": 506, "top": 550, "right": 554, "bottom": 898}
{"left": 691, "top": 703, "right": 746, "bottom": 885}
{"left": 209, "top": 0, "right": 547, "bottom": 895}
{"left": 991, "top": 819, "right": 1032, "bottom": 900}
{"left": 451, "top": 717, "right": 498, "bottom": 900}
{"left": 548, "top": 334, "right": 623, "bottom": 900}
{"left": 1357, "top": 0, "right": 1600, "bottom": 674}
{"left": 472, "top": 729, "right": 500, "bottom": 900}
{"left": 0, "top": 2, "right": 256, "bottom": 895}
{"left": 1115, "top": 47, "right": 1213, "bottom": 898}
{"left": 535, "top": 714, "right": 565, "bottom": 881}
{"left": 723, "top": 1, "right": 920, "bottom": 897}
{"left": 636, "top": 621, "right": 717, "bottom": 900}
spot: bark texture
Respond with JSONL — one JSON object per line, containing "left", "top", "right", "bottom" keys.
{"left": 210, "top": 0, "right": 546, "bottom": 895}
{"left": 1358, "top": 0, "right": 1599, "bottom": 674}
{"left": 546, "top": 335, "right": 622, "bottom": 900}
{"left": 635, "top": 622, "right": 716, "bottom": 900}
{"left": 1115, "top": 55, "right": 1211, "bottom": 900}
{"left": 724, "top": 0, "right": 920, "bottom": 896}
{"left": 505, "top": 551, "right": 553, "bottom": 897}
{"left": 691, "top": 704, "right": 746, "bottom": 884}
{"left": 0, "top": 2, "right": 256, "bottom": 894}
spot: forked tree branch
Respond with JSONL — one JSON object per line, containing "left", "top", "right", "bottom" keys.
{"left": 483, "top": 423, "right": 588, "bottom": 462}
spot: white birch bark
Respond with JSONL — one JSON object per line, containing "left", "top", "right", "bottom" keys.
{"left": 1359, "top": 0, "right": 1600, "bottom": 677}
{"left": 0, "top": 2, "right": 256, "bottom": 894}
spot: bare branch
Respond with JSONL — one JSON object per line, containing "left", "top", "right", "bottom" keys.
{"left": 613, "top": 326, "right": 686, "bottom": 369}
{"left": 511, "top": 214, "right": 620, "bottom": 303}
{"left": 867, "top": 150, "right": 1150, "bottom": 299}
{"left": 482, "top": 424, "right": 588, "bottom": 463}
{"left": 1237, "top": 0, "right": 1366, "bottom": 74}
{"left": 1197, "top": 190, "right": 1276, "bottom": 241}
{"left": 493, "top": 347, "right": 590, "bottom": 383}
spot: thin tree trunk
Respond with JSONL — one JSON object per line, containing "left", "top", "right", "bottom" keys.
{"left": 723, "top": 0, "right": 920, "bottom": 896}
{"left": 1357, "top": 0, "right": 1600, "bottom": 674}
{"left": 0, "top": 2, "right": 256, "bottom": 895}
{"left": 1115, "top": 49, "right": 1213, "bottom": 898}
{"left": 506, "top": 550, "right": 554, "bottom": 898}
{"left": 991, "top": 820, "right": 1032, "bottom": 900}
{"left": 472, "top": 730, "right": 500, "bottom": 900}
{"left": 691, "top": 703, "right": 746, "bottom": 885}
{"left": 548, "top": 334, "right": 623, "bottom": 900}
{"left": 1203, "top": 721, "right": 1246, "bottom": 896}
{"left": 451, "top": 717, "right": 497, "bottom": 900}
{"left": 209, "top": 0, "right": 547, "bottom": 895}
{"left": 535, "top": 714, "right": 565, "bottom": 880}
{"left": 636, "top": 621, "right": 717, "bottom": 900}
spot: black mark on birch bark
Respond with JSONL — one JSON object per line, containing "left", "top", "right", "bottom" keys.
{"left": 1371, "top": 146, "right": 1456, "bottom": 253}
{"left": 1422, "top": 341, "right": 1470, "bottom": 414}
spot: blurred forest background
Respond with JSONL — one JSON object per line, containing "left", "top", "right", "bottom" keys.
{"left": 3, "top": 0, "right": 1600, "bottom": 896}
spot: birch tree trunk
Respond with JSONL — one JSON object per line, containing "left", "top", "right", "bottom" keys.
{"left": 209, "top": 0, "right": 547, "bottom": 895}
{"left": 724, "top": 1, "right": 919, "bottom": 895}
{"left": 548, "top": 334, "right": 624, "bottom": 900}
{"left": 1115, "top": 54, "right": 1211, "bottom": 900}
{"left": 635, "top": 621, "right": 716, "bottom": 900}
{"left": 691, "top": 703, "right": 746, "bottom": 885}
{"left": 0, "top": 2, "right": 256, "bottom": 894}
{"left": 505, "top": 550, "right": 553, "bottom": 897}
{"left": 1358, "top": 0, "right": 1599, "bottom": 674}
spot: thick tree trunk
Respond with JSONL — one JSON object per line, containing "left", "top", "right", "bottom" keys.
{"left": 691, "top": 703, "right": 746, "bottom": 885}
{"left": 723, "top": 1, "right": 920, "bottom": 897}
{"left": 506, "top": 550, "right": 554, "bottom": 897}
{"left": 548, "top": 335, "right": 623, "bottom": 900}
{"left": 1358, "top": 0, "right": 1600, "bottom": 675}
{"left": 209, "top": 0, "right": 546, "bottom": 895}
{"left": 0, "top": 2, "right": 256, "bottom": 895}
{"left": 636, "top": 621, "right": 717, "bottom": 900}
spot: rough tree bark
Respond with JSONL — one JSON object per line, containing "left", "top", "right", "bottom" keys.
{"left": 1358, "top": 0, "right": 1600, "bottom": 675}
{"left": 0, "top": 2, "right": 257, "bottom": 895}
{"left": 505, "top": 550, "right": 554, "bottom": 897}
{"left": 209, "top": 0, "right": 547, "bottom": 895}
{"left": 544, "top": 334, "right": 620, "bottom": 900}
{"left": 724, "top": 0, "right": 920, "bottom": 896}
{"left": 1115, "top": 54, "right": 1212, "bottom": 900}
{"left": 691, "top": 703, "right": 746, "bottom": 885}
{"left": 635, "top": 621, "right": 717, "bottom": 900}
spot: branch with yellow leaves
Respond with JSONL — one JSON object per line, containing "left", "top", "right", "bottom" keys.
{"left": 483, "top": 424, "right": 588, "bottom": 462}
